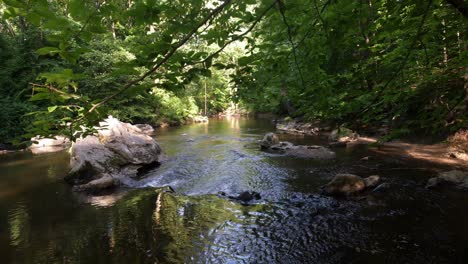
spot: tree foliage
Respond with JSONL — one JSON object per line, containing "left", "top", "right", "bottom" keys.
{"left": 0, "top": 0, "right": 466, "bottom": 143}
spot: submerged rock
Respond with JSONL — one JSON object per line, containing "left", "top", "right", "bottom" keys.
{"left": 284, "top": 145, "right": 336, "bottom": 159}
{"left": 227, "top": 191, "right": 261, "bottom": 203}
{"left": 322, "top": 174, "right": 380, "bottom": 196}
{"left": 270, "top": 141, "right": 294, "bottom": 151}
{"left": 29, "top": 135, "right": 71, "bottom": 154}
{"left": 426, "top": 170, "right": 468, "bottom": 189}
{"left": 65, "top": 116, "right": 164, "bottom": 192}
{"left": 371, "top": 182, "right": 392, "bottom": 193}
{"left": 329, "top": 141, "right": 348, "bottom": 148}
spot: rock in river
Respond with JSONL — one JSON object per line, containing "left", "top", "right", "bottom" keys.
{"left": 220, "top": 191, "right": 261, "bottom": 203}
{"left": 260, "top": 133, "right": 335, "bottom": 159}
{"left": 322, "top": 174, "right": 380, "bottom": 196}
{"left": 260, "top": 132, "right": 280, "bottom": 149}
{"left": 134, "top": 124, "right": 155, "bottom": 136}
{"left": 65, "top": 116, "right": 164, "bottom": 193}
{"left": 426, "top": 170, "right": 468, "bottom": 189}
{"left": 29, "top": 135, "right": 71, "bottom": 154}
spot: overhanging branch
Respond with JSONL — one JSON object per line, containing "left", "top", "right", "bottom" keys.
{"left": 191, "top": 1, "right": 276, "bottom": 66}
{"left": 82, "top": 0, "right": 235, "bottom": 118}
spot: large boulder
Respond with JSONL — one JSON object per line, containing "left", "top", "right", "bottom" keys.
{"left": 29, "top": 136, "right": 71, "bottom": 154}
{"left": 322, "top": 174, "right": 380, "bottom": 196}
{"left": 426, "top": 170, "right": 468, "bottom": 189}
{"left": 65, "top": 116, "right": 164, "bottom": 193}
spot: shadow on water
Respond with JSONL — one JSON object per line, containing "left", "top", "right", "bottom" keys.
{"left": 0, "top": 117, "right": 468, "bottom": 263}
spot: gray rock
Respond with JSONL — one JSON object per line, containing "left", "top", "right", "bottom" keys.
{"left": 260, "top": 133, "right": 336, "bottom": 159}
{"left": 228, "top": 191, "right": 261, "bottom": 203}
{"left": 284, "top": 145, "right": 336, "bottom": 159}
{"left": 322, "top": 174, "right": 380, "bottom": 196}
{"left": 426, "top": 170, "right": 468, "bottom": 189}
{"left": 364, "top": 175, "right": 380, "bottom": 188}
{"left": 65, "top": 116, "right": 164, "bottom": 192}
{"left": 134, "top": 124, "right": 155, "bottom": 136}
{"left": 260, "top": 132, "right": 280, "bottom": 149}
{"left": 270, "top": 141, "right": 294, "bottom": 151}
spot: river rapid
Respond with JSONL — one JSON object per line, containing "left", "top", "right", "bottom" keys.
{"left": 0, "top": 117, "right": 467, "bottom": 263}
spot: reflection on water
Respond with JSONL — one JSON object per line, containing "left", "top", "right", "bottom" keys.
{"left": 0, "top": 118, "right": 468, "bottom": 263}
{"left": 8, "top": 202, "right": 30, "bottom": 248}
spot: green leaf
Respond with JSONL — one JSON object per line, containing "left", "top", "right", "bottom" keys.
{"left": 30, "top": 93, "right": 51, "bottom": 101}
{"left": 48, "top": 106, "right": 58, "bottom": 112}
{"left": 2, "top": 0, "right": 26, "bottom": 8}
{"left": 69, "top": 0, "right": 87, "bottom": 20}
{"left": 36, "top": 47, "right": 60, "bottom": 55}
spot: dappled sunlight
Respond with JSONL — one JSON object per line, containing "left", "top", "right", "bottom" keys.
{"left": 0, "top": 0, "right": 467, "bottom": 262}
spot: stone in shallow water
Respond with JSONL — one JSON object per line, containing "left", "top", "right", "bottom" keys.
{"left": 65, "top": 116, "right": 164, "bottom": 192}
{"left": 284, "top": 145, "right": 336, "bottom": 159}
{"left": 322, "top": 174, "right": 380, "bottom": 196}
{"left": 426, "top": 170, "right": 468, "bottom": 189}
{"left": 259, "top": 133, "right": 335, "bottom": 159}
{"left": 29, "top": 136, "right": 70, "bottom": 154}
{"left": 259, "top": 132, "right": 279, "bottom": 149}
{"left": 226, "top": 191, "right": 262, "bottom": 203}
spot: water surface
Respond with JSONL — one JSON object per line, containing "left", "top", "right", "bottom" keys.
{"left": 1, "top": 117, "right": 467, "bottom": 263}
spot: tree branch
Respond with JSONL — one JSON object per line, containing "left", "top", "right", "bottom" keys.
{"left": 82, "top": 0, "right": 235, "bottom": 118}
{"left": 277, "top": 0, "right": 305, "bottom": 89}
{"left": 357, "top": 0, "right": 434, "bottom": 116}
{"left": 30, "top": 83, "right": 86, "bottom": 102}
{"left": 192, "top": 1, "right": 277, "bottom": 66}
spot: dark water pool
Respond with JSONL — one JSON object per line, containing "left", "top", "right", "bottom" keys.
{"left": 1, "top": 117, "right": 467, "bottom": 263}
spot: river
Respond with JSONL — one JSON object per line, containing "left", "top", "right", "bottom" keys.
{"left": 0, "top": 117, "right": 467, "bottom": 263}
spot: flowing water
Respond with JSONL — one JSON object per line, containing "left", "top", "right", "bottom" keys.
{"left": 1, "top": 117, "right": 467, "bottom": 263}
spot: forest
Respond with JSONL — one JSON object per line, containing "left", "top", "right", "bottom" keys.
{"left": 0, "top": 0, "right": 466, "bottom": 146}
{"left": 1, "top": 1, "right": 468, "bottom": 263}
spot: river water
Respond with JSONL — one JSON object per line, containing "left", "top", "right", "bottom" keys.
{"left": 0, "top": 117, "right": 467, "bottom": 263}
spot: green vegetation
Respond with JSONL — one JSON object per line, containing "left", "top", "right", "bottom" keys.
{"left": 0, "top": 0, "right": 466, "bottom": 144}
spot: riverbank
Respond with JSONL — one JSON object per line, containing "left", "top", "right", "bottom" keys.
{"left": 274, "top": 118, "right": 468, "bottom": 170}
